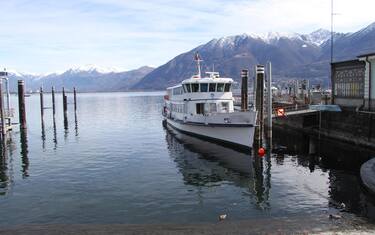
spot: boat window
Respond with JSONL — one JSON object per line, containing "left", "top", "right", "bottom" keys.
{"left": 185, "top": 84, "right": 191, "bottom": 93}
{"left": 182, "top": 85, "right": 187, "bottom": 93}
{"left": 209, "top": 103, "right": 217, "bottom": 112}
{"left": 200, "top": 83, "right": 208, "bottom": 92}
{"left": 220, "top": 102, "right": 229, "bottom": 112}
{"left": 172, "top": 87, "right": 183, "bottom": 95}
{"left": 209, "top": 83, "right": 216, "bottom": 92}
{"left": 224, "top": 83, "right": 231, "bottom": 92}
{"left": 192, "top": 83, "right": 199, "bottom": 92}
{"left": 217, "top": 83, "right": 225, "bottom": 92}
{"left": 196, "top": 103, "right": 205, "bottom": 114}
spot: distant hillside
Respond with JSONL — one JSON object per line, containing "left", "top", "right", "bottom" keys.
{"left": 134, "top": 22, "right": 375, "bottom": 90}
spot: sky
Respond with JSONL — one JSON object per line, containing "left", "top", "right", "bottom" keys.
{"left": 0, "top": 0, "right": 374, "bottom": 74}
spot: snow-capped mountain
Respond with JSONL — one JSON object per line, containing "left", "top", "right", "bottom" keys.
{"left": 7, "top": 22, "right": 375, "bottom": 91}
{"left": 7, "top": 66, "right": 154, "bottom": 92}
{"left": 302, "top": 29, "right": 331, "bottom": 46}
{"left": 135, "top": 22, "right": 375, "bottom": 90}
{"left": 66, "top": 64, "right": 124, "bottom": 74}
{"left": 206, "top": 30, "right": 331, "bottom": 49}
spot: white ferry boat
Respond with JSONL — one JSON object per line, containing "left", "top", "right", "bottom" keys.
{"left": 162, "top": 55, "right": 257, "bottom": 149}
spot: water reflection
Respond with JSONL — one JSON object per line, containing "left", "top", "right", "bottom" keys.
{"left": 164, "top": 125, "right": 270, "bottom": 209}
{"left": 74, "top": 110, "right": 78, "bottom": 137}
{"left": 41, "top": 118, "right": 46, "bottom": 150}
{"left": 53, "top": 116, "right": 57, "bottom": 150}
{"left": 20, "top": 128, "right": 29, "bottom": 178}
{"left": 0, "top": 147, "right": 8, "bottom": 195}
{"left": 272, "top": 126, "right": 375, "bottom": 221}
{"left": 64, "top": 110, "right": 69, "bottom": 141}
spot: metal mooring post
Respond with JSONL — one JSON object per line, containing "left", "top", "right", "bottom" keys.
{"left": 267, "top": 62, "right": 272, "bottom": 140}
{"left": 241, "top": 70, "right": 249, "bottom": 111}
{"left": 18, "top": 80, "right": 27, "bottom": 129}
{"left": 255, "top": 65, "right": 265, "bottom": 145}
{"left": 0, "top": 79, "right": 5, "bottom": 139}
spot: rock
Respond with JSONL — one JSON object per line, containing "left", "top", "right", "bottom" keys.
{"left": 329, "top": 214, "right": 342, "bottom": 220}
{"left": 219, "top": 214, "right": 227, "bottom": 221}
{"left": 360, "top": 158, "right": 375, "bottom": 195}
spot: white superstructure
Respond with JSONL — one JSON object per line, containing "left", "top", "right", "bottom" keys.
{"left": 162, "top": 54, "right": 257, "bottom": 149}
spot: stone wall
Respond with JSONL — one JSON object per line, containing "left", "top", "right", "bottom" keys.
{"left": 273, "top": 110, "right": 375, "bottom": 149}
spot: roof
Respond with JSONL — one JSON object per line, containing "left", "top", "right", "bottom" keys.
{"left": 357, "top": 52, "right": 375, "bottom": 58}
{"left": 182, "top": 77, "right": 233, "bottom": 84}
{"left": 331, "top": 59, "right": 364, "bottom": 66}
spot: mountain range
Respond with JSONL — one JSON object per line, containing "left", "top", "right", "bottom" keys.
{"left": 8, "top": 65, "right": 154, "bottom": 92}
{"left": 7, "top": 21, "right": 375, "bottom": 91}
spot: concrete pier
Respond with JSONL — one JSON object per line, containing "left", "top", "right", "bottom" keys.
{"left": 361, "top": 158, "right": 375, "bottom": 194}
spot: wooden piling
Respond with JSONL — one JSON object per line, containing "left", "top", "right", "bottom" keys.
{"left": 40, "top": 86, "right": 44, "bottom": 118}
{"left": 62, "top": 87, "right": 67, "bottom": 114}
{"left": 52, "top": 86, "right": 56, "bottom": 115}
{"left": 241, "top": 70, "right": 248, "bottom": 111}
{"left": 73, "top": 87, "right": 77, "bottom": 111}
{"left": 62, "top": 87, "right": 68, "bottom": 130}
{"left": 18, "top": 80, "right": 26, "bottom": 129}
{"left": 0, "top": 80, "right": 5, "bottom": 138}
{"left": 255, "top": 65, "right": 265, "bottom": 145}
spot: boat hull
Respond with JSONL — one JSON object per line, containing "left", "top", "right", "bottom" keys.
{"left": 165, "top": 118, "right": 254, "bottom": 150}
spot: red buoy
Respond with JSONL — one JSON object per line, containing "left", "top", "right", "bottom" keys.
{"left": 258, "top": 147, "right": 265, "bottom": 157}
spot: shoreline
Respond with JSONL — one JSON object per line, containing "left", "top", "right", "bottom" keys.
{"left": 1, "top": 214, "right": 374, "bottom": 235}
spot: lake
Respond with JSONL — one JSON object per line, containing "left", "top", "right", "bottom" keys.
{"left": 0, "top": 92, "right": 374, "bottom": 226}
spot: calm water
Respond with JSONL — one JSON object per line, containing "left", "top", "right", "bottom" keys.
{"left": 0, "top": 92, "right": 374, "bottom": 225}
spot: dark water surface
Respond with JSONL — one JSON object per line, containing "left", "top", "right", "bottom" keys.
{"left": 0, "top": 92, "right": 374, "bottom": 225}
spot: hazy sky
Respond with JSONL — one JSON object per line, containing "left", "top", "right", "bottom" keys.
{"left": 0, "top": 0, "right": 374, "bottom": 74}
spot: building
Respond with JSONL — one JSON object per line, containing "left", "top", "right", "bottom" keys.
{"left": 358, "top": 53, "right": 375, "bottom": 111}
{"left": 331, "top": 59, "right": 366, "bottom": 109}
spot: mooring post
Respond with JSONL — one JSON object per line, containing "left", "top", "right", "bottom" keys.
{"left": 266, "top": 62, "right": 272, "bottom": 140}
{"left": 255, "top": 65, "right": 265, "bottom": 145}
{"left": 73, "top": 87, "right": 77, "bottom": 111}
{"left": 62, "top": 87, "right": 67, "bottom": 114}
{"left": 241, "top": 70, "right": 249, "bottom": 111}
{"left": 52, "top": 86, "right": 56, "bottom": 116}
{"left": 62, "top": 87, "right": 68, "bottom": 129}
{"left": 18, "top": 80, "right": 27, "bottom": 129}
{"left": 0, "top": 79, "right": 5, "bottom": 138}
{"left": 40, "top": 86, "right": 44, "bottom": 118}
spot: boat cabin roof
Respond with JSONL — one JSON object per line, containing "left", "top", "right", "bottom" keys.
{"left": 182, "top": 77, "right": 233, "bottom": 84}
{"left": 167, "top": 72, "right": 233, "bottom": 90}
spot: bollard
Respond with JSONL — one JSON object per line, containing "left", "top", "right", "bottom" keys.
{"left": 52, "top": 86, "right": 56, "bottom": 115}
{"left": 241, "top": 70, "right": 248, "bottom": 111}
{"left": 18, "top": 80, "right": 27, "bottom": 129}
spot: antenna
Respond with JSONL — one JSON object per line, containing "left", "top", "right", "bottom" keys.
{"left": 331, "top": 0, "right": 334, "bottom": 64}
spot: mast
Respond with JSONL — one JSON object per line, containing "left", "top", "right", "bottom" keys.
{"left": 194, "top": 52, "right": 202, "bottom": 78}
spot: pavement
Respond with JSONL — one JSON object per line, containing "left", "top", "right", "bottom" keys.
{"left": 361, "top": 158, "right": 375, "bottom": 195}
{"left": 0, "top": 214, "right": 374, "bottom": 235}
